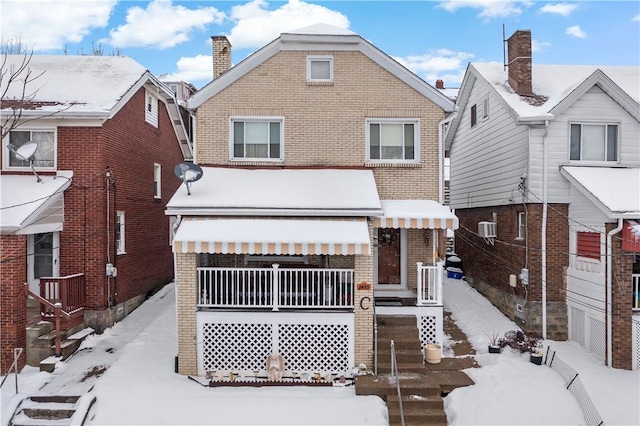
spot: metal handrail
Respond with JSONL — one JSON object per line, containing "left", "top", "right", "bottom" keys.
{"left": 390, "top": 340, "right": 405, "bottom": 426}
{"left": 0, "top": 348, "right": 24, "bottom": 393}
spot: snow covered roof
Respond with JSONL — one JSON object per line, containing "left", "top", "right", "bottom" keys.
{"left": 188, "top": 24, "right": 454, "bottom": 112}
{"left": 471, "top": 63, "right": 639, "bottom": 119}
{"left": 165, "top": 167, "right": 383, "bottom": 216}
{"left": 0, "top": 55, "right": 150, "bottom": 117}
{"left": 560, "top": 166, "right": 640, "bottom": 219}
{"left": 173, "top": 217, "right": 370, "bottom": 255}
{"left": 0, "top": 171, "right": 73, "bottom": 234}
{"left": 375, "top": 200, "right": 458, "bottom": 229}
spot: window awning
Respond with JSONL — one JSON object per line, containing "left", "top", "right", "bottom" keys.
{"left": 0, "top": 171, "right": 73, "bottom": 234}
{"left": 374, "top": 200, "right": 458, "bottom": 230}
{"left": 173, "top": 218, "right": 370, "bottom": 255}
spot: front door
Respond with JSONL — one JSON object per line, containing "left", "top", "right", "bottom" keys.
{"left": 28, "top": 232, "right": 59, "bottom": 294}
{"left": 374, "top": 228, "right": 407, "bottom": 292}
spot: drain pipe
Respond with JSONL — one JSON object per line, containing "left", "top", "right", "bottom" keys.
{"left": 606, "top": 218, "right": 623, "bottom": 367}
{"left": 541, "top": 120, "right": 549, "bottom": 339}
{"left": 438, "top": 113, "right": 456, "bottom": 205}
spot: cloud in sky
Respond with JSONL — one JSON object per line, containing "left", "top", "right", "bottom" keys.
{"left": 438, "top": 0, "right": 528, "bottom": 20}
{"left": 539, "top": 3, "right": 578, "bottom": 17}
{"left": 632, "top": 14, "right": 640, "bottom": 22}
{"left": 394, "top": 49, "right": 475, "bottom": 87}
{"left": 566, "top": 25, "right": 587, "bottom": 38}
{"left": 532, "top": 39, "right": 552, "bottom": 53}
{"left": 104, "top": 0, "right": 225, "bottom": 49}
{"left": 0, "top": 0, "right": 116, "bottom": 51}
{"left": 227, "top": 0, "right": 350, "bottom": 49}
{"left": 160, "top": 54, "right": 213, "bottom": 84}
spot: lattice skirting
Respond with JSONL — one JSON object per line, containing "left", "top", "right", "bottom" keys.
{"left": 568, "top": 304, "right": 605, "bottom": 361}
{"left": 196, "top": 311, "right": 354, "bottom": 376}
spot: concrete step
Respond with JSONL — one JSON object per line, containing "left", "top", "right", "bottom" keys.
{"left": 10, "top": 395, "right": 96, "bottom": 426}
{"left": 377, "top": 349, "right": 424, "bottom": 365}
{"left": 377, "top": 315, "right": 416, "bottom": 327}
{"left": 377, "top": 337, "right": 422, "bottom": 351}
{"left": 377, "top": 325, "right": 419, "bottom": 338}
{"left": 355, "top": 374, "right": 442, "bottom": 398}
{"left": 387, "top": 394, "right": 444, "bottom": 410}
{"left": 388, "top": 406, "right": 447, "bottom": 424}
{"left": 39, "top": 328, "right": 95, "bottom": 372}
{"left": 376, "top": 362, "right": 426, "bottom": 374}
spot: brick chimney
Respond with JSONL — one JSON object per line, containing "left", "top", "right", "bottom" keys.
{"left": 435, "top": 79, "right": 444, "bottom": 89}
{"left": 211, "top": 35, "right": 231, "bottom": 79}
{"left": 507, "top": 30, "right": 532, "bottom": 95}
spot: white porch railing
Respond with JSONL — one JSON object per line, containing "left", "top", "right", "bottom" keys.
{"left": 416, "top": 261, "right": 444, "bottom": 306}
{"left": 198, "top": 265, "right": 354, "bottom": 310}
{"left": 633, "top": 274, "right": 640, "bottom": 311}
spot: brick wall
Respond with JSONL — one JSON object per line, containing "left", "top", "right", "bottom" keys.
{"left": 354, "top": 222, "right": 374, "bottom": 367}
{"left": 176, "top": 252, "right": 197, "bottom": 375}
{"left": 610, "top": 222, "right": 634, "bottom": 369}
{"left": 455, "top": 203, "right": 569, "bottom": 339}
{"left": 0, "top": 234, "right": 28, "bottom": 374}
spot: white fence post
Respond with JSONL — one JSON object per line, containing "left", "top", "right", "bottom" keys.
{"left": 272, "top": 264, "right": 280, "bottom": 312}
{"left": 436, "top": 260, "right": 444, "bottom": 305}
{"left": 416, "top": 262, "right": 424, "bottom": 305}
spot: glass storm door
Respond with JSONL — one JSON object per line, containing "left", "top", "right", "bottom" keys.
{"left": 28, "top": 232, "right": 59, "bottom": 294}
{"left": 374, "top": 228, "right": 406, "bottom": 290}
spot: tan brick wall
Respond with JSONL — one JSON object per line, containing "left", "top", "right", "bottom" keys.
{"left": 195, "top": 49, "right": 443, "bottom": 201}
{"left": 176, "top": 253, "right": 198, "bottom": 375}
{"left": 354, "top": 222, "right": 374, "bottom": 368}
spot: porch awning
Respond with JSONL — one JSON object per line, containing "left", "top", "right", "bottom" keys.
{"left": 0, "top": 171, "right": 73, "bottom": 234}
{"left": 173, "top": 217, "right": 370, "bottom": 255}
{"left": 374, "top": 200, "right": 458, "bottom": 229}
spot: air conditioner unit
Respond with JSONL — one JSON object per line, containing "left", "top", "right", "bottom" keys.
{"left": 478, "top": 221, "right": 497, "bottom": 238}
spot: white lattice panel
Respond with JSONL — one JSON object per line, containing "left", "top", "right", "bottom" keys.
{"left": 419, "top": 315, "right": 438, "bottom": 347}
{"left": 197, "top": 311, "right": 354, "bottom": 376}
{"left": 588, "top": 317, "right": 606, "bottom": 361}
{"left": 279, "top": 323, "right": 350, "bottom": 371}
{"left": 633, "top": 315, "right": 640, "bottom": 370}
{"left": 570, "top": 306, "right": 585, "bottom": 347}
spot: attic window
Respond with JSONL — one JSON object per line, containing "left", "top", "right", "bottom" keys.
{"left": 307, "top": 55, "right": 333, "bottom": 83}
{"left": 145, "top": 90, "right": 158, "bottom": 128}
{"left": 470, "top": 104, "right": 477, "bottom": 127}
{"left": 482, "top": 96, "right": 489, "bottom": 120}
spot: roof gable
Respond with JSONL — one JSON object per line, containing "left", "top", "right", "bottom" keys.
{"left": 188, "top": 26, "right": 454, "bottom": 112}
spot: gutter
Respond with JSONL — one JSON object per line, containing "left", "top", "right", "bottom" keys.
{"left": 606, "top": 218, "right": 624, "bottom": 367}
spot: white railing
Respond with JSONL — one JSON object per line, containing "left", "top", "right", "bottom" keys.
{"left": 633, "top": 274, "right": 640, "bottom": 311}
{"left": 416, "top": 261, "right": 444, "bottom": 306}
{"left": 198, "top": 265, "right": 354, "bottom": 310}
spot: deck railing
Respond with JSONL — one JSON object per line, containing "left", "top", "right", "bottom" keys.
{"left": 633, "top": 274, "right": 640, "bottom": 311}
{"left": 39, "top": 273, "right": 86, "bottom": 322}
{"left": 416, "top": 261, "right": 444, "bottom": 306}
{"left": 198, "top": 265, "right": 354, "bottom": 310}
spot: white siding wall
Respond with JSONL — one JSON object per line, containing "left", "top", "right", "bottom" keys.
{"left": 449, "top": 79, "right": 529, "bottom": 209}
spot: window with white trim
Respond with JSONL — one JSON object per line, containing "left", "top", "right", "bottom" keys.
{"left": 116, "top": 211, "right": 126, "bottom": 254}
{"left": 366, "top": 119, "right": 419, "bottom": 162}
{"left": 145, "top": 90, "right": 158, "bottom": 127}
{"left": 153, "top": 163, "right": 161, "bottom": 199}
{"left": 570, "top": 123, "right": 618, "bottom": 162}
{"left": 516, "top": 212, "right": 526, "bottom": 240}
{"left": 231, "top": 118, "right": 283, "bottom": 161}
{"left": 482, "top": 96, "right": 489, "bottom": 120}
{"left": 4, "top": 129, "right": 56, "bottom": 169}
{"left": 307, "top": 55, "right": 333, "bottom": 82}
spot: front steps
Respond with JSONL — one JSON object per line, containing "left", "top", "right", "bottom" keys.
{"left": 357, "top": 314, "right": 475, "bottom": 426}
{"left": 9, "top": 394, "right": 96, "bottom": 426}
{"left": 26, "top": 322, "right": 95, "bottom": 372}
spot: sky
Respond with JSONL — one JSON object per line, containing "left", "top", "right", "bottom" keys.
{"left": 2, "top": 276, "right": 638, "bottom": 425}
{"left": 1, "top": 0, "right": 639, "bottom": 90}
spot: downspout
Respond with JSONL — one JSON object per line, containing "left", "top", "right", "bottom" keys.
{"left": 606, "top": 218, "right": 623, "bottom": 367}
{"left": 438, "top": 113, "right": 456, "bottom": 205}
{"left": 541, "top": 120, "right": 549, "bottom": 339}
{"left": 172, "top": 214, "right": 182, "bottom": 372}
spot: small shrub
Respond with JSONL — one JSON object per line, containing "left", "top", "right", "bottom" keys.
{"left": 502, "top": 330, "right": 542, "bottom": 353}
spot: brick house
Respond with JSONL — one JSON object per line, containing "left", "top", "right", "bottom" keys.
{"left": 445, "top": 30, "right": 640, "bottom": 369}
{"left": 0, "top": 55, "right": 191, "bottom": 373}
{"left": 165, "top": 24, "right": 458, "bottom": 377}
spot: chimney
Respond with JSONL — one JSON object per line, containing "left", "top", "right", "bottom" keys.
{"left": 211, "top": 35, "right": 231, "bottom": 79}
{"left": 507, "top": 30, "right": 532, "bottom": 95}
{"left": 435, "top": 79, "right": 444, "bottom": 89}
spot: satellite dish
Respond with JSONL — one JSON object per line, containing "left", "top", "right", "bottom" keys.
{"left": 173, "top": 162, "right": 203, "bottom": 195}
{"left": 7, "top": 141, "right": 42, "bottom": 183}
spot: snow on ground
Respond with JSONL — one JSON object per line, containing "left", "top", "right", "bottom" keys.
{"left": 2, "top": 278, "right": 639, "bottom": 425}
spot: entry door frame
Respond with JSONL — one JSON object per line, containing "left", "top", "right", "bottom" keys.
{"left": 373, "top": 228, "right": 408, "bottom": 294}
{"left": 27, "top": 232, "right": 60, "bottom": 295}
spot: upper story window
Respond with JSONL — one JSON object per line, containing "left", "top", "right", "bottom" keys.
{"left": 570, "top": 123, "right": 618, "bottom": 162}
{"left": 307, "top": 55, "right": 333, "bottom": 82}
{"left": 4, "top": 129, "right": 56, "bottom": 169}
{"left": 516, "top": 212, "right": 526, "bottom": 240}
{"left": 470, "top": 104, "right": 477, "bottom": 127}
{"left": 231, "top": 117, "right": 283, "bottom": 161}
{"left": 482, "top": 97, "right": 489, "bottom": 120}
{"left": 145, "top": 90, "right": 158, "bottom": 127}
{"left": 153, "top": 163, "right": 161, "bottom": 199}
{"left": 366, "top": 119, "right": 419, "bottom": 163}
{"left": 116, "top": 211, "right": 126, "bottom": 254}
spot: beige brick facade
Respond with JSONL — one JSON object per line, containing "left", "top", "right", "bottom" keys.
{"left": 176, "top": 252, "right": 197, "bottom": 375}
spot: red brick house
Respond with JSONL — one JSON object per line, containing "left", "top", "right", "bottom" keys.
{"left": 0, "top": 55, "right": 192, "bottom": 373}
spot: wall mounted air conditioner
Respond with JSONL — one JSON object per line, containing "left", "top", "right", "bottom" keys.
{"left": 478, "top": 221, "right": 497, "bottom": 238}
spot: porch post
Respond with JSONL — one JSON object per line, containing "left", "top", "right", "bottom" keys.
{"left": 271, "top": 264, "right": 280, "bottom": 312}
{"left": 175, "top": 252, "right": 198, "bottom": 375}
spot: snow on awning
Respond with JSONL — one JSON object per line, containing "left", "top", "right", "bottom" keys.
{"left": 173, "top": 217, "right": 370, "bottom": 255}
{"left": 374, "top": 200, "right": 458, "bottom": 230}
{"left": 1, "top": 171, "right": 73, "bottom": 234}
{"left": 622, "top": 220, "right": 640, "bottom": 252}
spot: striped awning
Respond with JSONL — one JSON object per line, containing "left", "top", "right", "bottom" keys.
{"left": 173, "top": 217, "right": 370, "bottom": 255}
{"left": 374, "top": 200, "right": 458, "bottom": 230}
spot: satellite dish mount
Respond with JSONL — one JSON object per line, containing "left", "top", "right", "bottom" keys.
{"left": 174, "top": 162, "right": 203, "bottom": 195}
{"left": 7, "top": 141, "right": 42, "bottom": 183}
